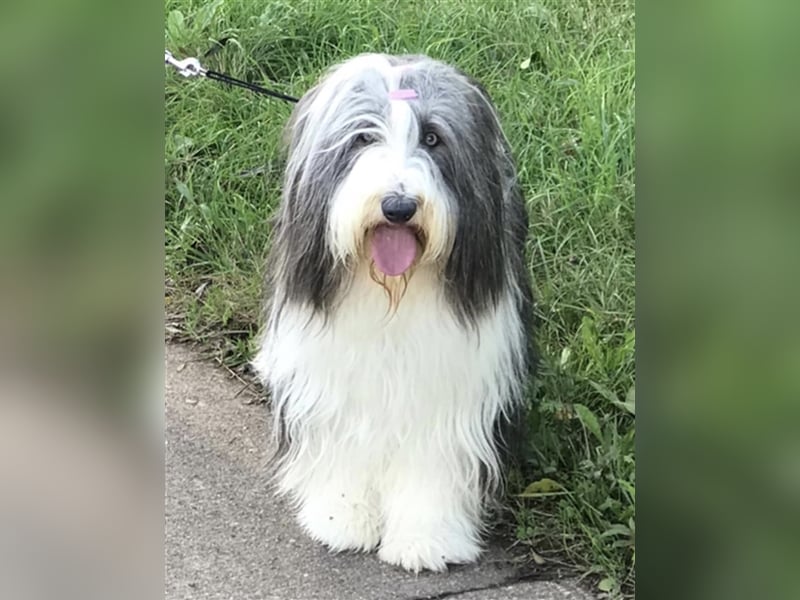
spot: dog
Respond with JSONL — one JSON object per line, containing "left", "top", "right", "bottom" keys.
{"left": 252, "top": 53, "right": 534, "bottom": 573}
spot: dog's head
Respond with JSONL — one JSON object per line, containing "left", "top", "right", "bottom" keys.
{"left": 271, "top": 53, "right": 521, "bottom": 320}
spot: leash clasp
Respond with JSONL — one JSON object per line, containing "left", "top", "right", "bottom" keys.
{"left": 165, "top": 50, "right": 206, "bottom": 78}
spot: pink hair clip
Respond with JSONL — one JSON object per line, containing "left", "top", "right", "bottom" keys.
{"left": 388, "top": 89, "right": 418, "bottom": 100}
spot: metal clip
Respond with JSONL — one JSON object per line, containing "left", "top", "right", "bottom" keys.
{"left": 165, "top": 50, "right": 207, "bottom": 78}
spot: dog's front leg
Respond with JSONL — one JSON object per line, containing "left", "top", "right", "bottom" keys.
{"left": 290, "top": 446, "right": 382, "bottom": 553}
{"left": 378, "top": 451, "right": 483, "bottom": 572}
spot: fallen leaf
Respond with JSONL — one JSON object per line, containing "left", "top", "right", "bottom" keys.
{"left": 194, "top": 281, "right": 210, "bottom": 298}
{"left": 598, "top": 577, "right": 616, "bottom": 592}
{"left": 520, "top": 477, "right": 562, "bottom": 496}
{"left": 531, "top": 549, "right": 546, "bottom": 565}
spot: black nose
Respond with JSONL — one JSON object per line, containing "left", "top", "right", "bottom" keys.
{"left": 381, "top": 193, "right": 417, "bottom": 223}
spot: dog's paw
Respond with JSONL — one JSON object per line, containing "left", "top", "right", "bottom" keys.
{"left": 377, "top": 534, "right": 481, "bottom": 573}
{"left": 298, "top": 493, "right": 381, "bottom": 552}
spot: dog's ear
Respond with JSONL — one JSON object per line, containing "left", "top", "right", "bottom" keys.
{"left": 269, "top": 71, "right": 349, "bottom": 315}
{"left": 462, "top": 74, "right": 536, "bottom": 385}
{"left": 440, "top": 73, "right": 520, "bottom": 325}
{"left": 461, "top": 74, "right": 535, "bottom": 375}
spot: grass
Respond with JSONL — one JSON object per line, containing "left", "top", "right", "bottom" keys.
{"left": 164, "top": 0, "right": 635, "bottom": 596}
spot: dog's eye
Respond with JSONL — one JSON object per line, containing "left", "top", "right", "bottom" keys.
{"left": 354, "top": 132, "right": 376, "bottom": 146}
{"left": 423, "top": 131, "right": 439, "bottom": 147}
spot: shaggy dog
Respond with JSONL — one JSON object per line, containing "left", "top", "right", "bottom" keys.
{"left": 252, "top": 53, "right": 533, "bottom": 572}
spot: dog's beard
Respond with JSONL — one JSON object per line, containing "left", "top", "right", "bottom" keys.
{"left": 368, "top": 261, "right": 411, "bottom": 314}
{"left": 327, "top": 163, "right": 451, "bottom": 312}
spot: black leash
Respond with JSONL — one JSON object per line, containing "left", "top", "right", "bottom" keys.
{"left": 165, "top": 50, "right": 299, "bottom": 104}
{"left": 204, "top": 69, "right": 299, "bottom": 103}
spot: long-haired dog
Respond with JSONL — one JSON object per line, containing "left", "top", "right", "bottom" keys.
{"left": 252, "top": 53, "right": 533, "bottom": 573}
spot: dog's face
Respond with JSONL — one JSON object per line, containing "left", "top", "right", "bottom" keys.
{"left": 272, "top": 54, "right": 521, "bottom": 321}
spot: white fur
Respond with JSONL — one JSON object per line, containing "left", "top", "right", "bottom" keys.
{"left": 253, "top": 266, "right": 523, "bottom": 571}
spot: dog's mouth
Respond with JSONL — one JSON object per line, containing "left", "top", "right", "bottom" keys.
{"left": 369, "top": 224, "right": 424, "bottom": 277}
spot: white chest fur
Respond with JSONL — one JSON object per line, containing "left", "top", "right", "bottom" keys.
{"left": 252, "top": 266, "right": 524, "bottom": 571}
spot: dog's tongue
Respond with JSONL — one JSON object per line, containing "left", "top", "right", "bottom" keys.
{"left": 370, "top": 225, "right": 418, "bottom": 276}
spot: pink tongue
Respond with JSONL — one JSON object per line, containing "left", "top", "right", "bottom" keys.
{"left": 370, "top": 225, "right": 419, "bottom": 276}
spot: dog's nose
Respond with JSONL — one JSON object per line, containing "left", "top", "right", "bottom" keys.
{"left": 381, "top": 193, "right": 417, "bottom": 223}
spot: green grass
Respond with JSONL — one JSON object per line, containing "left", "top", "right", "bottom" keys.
{"left": 165, "top": 0, "right": 634, "bottom": 596}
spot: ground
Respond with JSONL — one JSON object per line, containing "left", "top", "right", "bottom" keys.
{"left": 165, "top": 0, "right": 635, "bottom": 597}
